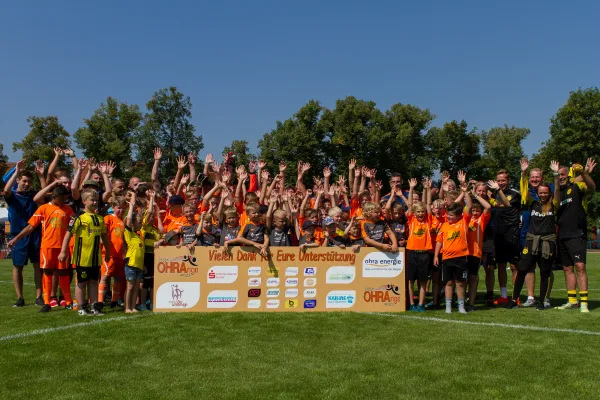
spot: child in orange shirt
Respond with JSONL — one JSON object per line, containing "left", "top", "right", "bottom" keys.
{"left": 434, "top": 182, "right": 472, "bottom": 314}
{"left": 466, "top": 187, "right": 492, "bottom": 311}
{"left": 100, "top": 197, "right": 127, "bottom": 308}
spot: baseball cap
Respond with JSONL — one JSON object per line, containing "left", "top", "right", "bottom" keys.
{"left": 302, "top": 220, "right": 316, "bottom": 230}
{"left": 258, "top": 205, "right": 269, "bottom": 214}
{"left": 322, "top": 216, "right": 335, "bottom": 227}
{"left": 168, "top": 195, "right": 185, "bottom": 205}
{"left": 82, "top": 179, "right": 99, "bottom": 187}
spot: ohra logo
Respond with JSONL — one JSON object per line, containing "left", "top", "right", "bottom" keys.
{"left": 156, "top": 260, "right": 199, "bottom": 276}
{"left": 182, "top": 255, "right": 198, "bottom": 266}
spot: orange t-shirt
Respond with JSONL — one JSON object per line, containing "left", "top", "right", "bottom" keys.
{"left": 104, "top": 215, "right": 126, "bottom": 259}
{"left": 350, "top": 198, "right": 363, "bottom": 219}
{"left": 429, "top": 213, "right": 446, "bottom": 250}
{"left": 406, "top": 213, "right": 432, "bottom": 251}
{"left": 436, "top": 213, "right": 472, "bottom": 260}
{"left": 297, "top": 216, "right": 324, "bottom": 245}
{"left": 467, "top": 212, "right": 491, "bottom": 259}
{"left": 28, "top": 203, "right": 74, "bottom": 249}
{"left": 163, "top": 214, "right": 197, "bottom": 232}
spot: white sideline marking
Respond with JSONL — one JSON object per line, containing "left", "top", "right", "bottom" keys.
{"left": 0, "top": 314, "right": 149, "bottom": 342}
{"left": 0, "top": 280, "right": 34, "bottom": 286}
{"left": 364, "top": 312, "right": 600, "bottom": 336}
{"left": 551, "top": 289, "right": 598, "bottom": 291}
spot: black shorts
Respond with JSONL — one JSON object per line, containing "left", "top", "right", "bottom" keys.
{"left": 406, "top": 250, "right": 431, "bottom": 282}
{"left": 76, "top": 266, "right": 100, "bottom": 283}
{"left": 519, "top": 240, "right": 556, "bottom": 273}
{"left": 442, "top": 256, "right": 468, "bottom": 282}
{"left": 481, "top": 238, "right": 496, "bottom": 268}
{"left": 467, "top": 255, "right": 481, "bottom": 275}
{"left": 559, "top": 237, "right": 587, "bottom": 267}
{"left": 143, "top": 253, "right": 155, "bottom": 288}
{"left": 430, "top": 253, "right": 442, "bottom": 275}
{"left": 494, "top": 228, "right": 520, "bottom": 264}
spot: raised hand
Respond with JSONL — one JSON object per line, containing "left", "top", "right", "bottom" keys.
{"left": 362, "top": 166, "right": 370, "bottom": 178}
{"left": 53, "top": 147, "right": 63, "bottom": 157}
{"left": 550, "top": 160, "right": 560, "bottom": 173}
{"left": 239, "top": 170, "right": 248, "bottom": 182}
{"left": 106, "top": 161, "right": 116, "bottom": 175}
{"left": 63, "top": 148, "right": 75, "bottom": 157}
{"left": 520, "top": 157, "right": 529, "bottom": 172}
{"left": 354, "top": 168, "right": 361, "bottom": 178}
{"left": 236, "top": 165, "right": 245, "bottom": 176}
{"left": 297, "top": 161, "right": 304, "bottom": 174}
{"left": 211, "top": 161, "right": 221, "bottom": 173}
{"left": 370, "top": 169, "right": 377, "bottom": 179}
{"left": 261, "top": 170, "right": 270, "bottom": 181}
{"left": 154, "top": 147, "right": 162, "bottom": 161}
{"left": 257, "top": 160, "right": 266, "bottom": 169}
{"left": 585, "top": 158, "right": 597, "bottom": 174}
{"left": 441, "top": 171, "right": 449, "bottom": 183}
{"left": 460, "top": 181, "right": 468, "bottom": 192}
{"left": 323, "top": 166, "right": 331, "bottom": 178}
{"left": 34, "top": 160, "right": 45, "bottom": 176}
{"left": 78, "top": 158, "right": 88, "bottom": 171}
{"left": 487, "top": 180, "right": 500, "bottom": 190}
{"left": 222, "top": 170, "right": 231, "bottom": 183}
{"left": 221, "top": 187, "right": 230, "bottom": 198}
{"left": 15, "top": 159, "right": 26, "bottom": 172}
{"left": 177, "top": 155, "right": 188, "bottom": 170}
{"left": 205, "top": 153, "right": 214, "bottom": 165}
{"left": 88, "top": 158, "right": 98, "bottom": 171}
{"left": 422, "top": 177, "right": 432, "bottom": 189}
{"left": 306, "top": 189, "right": 313, "bottom": 197}
{"left": 328, "top": 184, "right": 336, "bottom": 197}
{"left": 408, "top": 178, "right": 418, "bottom": 189}
{"left": 279, "top": 161, "right": 287, "bottom": 173}
{"left": 338, "top": 176, "right": 346, "bottom": 187}
{"left": 349, "top": 159, "right": 357, "bottom": 170}
{"left": 301, "top": 162, "right": 311, "bottom": 173}
{"left": 457, "top": 170, "right": 466, "bottom": 184}
{"left": 188, "top": 152, "right": 197, "bottom": 165}
{"left": 181, "top": 174, "right": 190, "bottom": 185}
{"left": 98, "top": 162, "right": 108, "bottom": 174}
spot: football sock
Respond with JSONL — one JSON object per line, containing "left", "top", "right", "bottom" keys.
{"left": 42, "top": 274, "right": 52, "bottom": 305}
{"left": 98, "top": 283, "right": 107, "bottom": 303}
{"left": 58, "top": 276, "right": 72, "bottom": 304}
{"left": 579, "top": 291, "right": 588, "bottom": 305}
{"left": 568, "top": 290, "right": 577, "bottom": 304}
{"left": 500, "top": 287, "right": 507, "bottom": 298}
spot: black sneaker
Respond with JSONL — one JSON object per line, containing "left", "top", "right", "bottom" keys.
{"left": 39, "top": 304, "right": 51, "bottom": 313}
{"left": 465, "top": 304, "right": 476, "bottom": 312}
{"left": 64, "top": 303, "right": 73, "bottom": 310}
{"left": 13, "top": 298, "right": 25, "bottom": 307}
{"left": 536, "top": 302, "right": 545, "bottom": 311}
{"left": 35, "top": 296, "right": 44, "bottom": 306}
{"left": 506, "top": 300, "right": 519, "bottom": 309}
{"left": 110, "top": 301, "right": 118, "bottom": 309}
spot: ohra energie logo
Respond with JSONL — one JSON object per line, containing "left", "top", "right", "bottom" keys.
{"left": 362, "top": 252, "right": 403, "bottom": 278}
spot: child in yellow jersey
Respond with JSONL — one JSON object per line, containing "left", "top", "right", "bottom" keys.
{"left": 140, "top": 190, "right": 163, "bottom": 311}
{"left": 59, "top": 189, "right": 110, "bottom": 316}
{"left": 124, "top": 192, "right": 146, "bottom": 313}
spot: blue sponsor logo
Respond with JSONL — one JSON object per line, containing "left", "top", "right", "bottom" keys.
{"left": 304, "top": 300, "right": 317, "bottom": 309}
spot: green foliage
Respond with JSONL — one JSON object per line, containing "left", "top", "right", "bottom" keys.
{"left": 133, "top": 87, "right": 203, "bottom": 180}
{"left": 74, "top": 97, "right": 142, "bottom": 178}
{"left": 477, "top": 125, "right": 529, "bottom": 182}
{"left": 223, "top": 140, "right": 254, "bottom": 170}
{"left": 12, "top": 116, "right": 72, "bottom": 172}
{"left": 0, "top": 144, "right": 7, "bottom": 176}
{"left": 426, "top": 120, "right": 481, "bottom": 178}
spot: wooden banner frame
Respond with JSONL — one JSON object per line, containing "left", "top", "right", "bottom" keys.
{"left": 153, "top": 246, "right": 406, "bottom": 312}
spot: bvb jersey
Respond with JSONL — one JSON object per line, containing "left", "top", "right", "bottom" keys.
{"left": 69, "top": 212, "right": 106, "bottom": 267}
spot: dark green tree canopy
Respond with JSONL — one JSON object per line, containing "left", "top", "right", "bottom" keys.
{"left": 13, "top": 116, "right": 72, "bottom": 172}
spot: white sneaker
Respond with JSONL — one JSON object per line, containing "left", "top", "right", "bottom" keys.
{"left": 543, "top": 299, "right": 551, "bottom": 309}
{"left": 556, "top": 302, "right": 579, "bottom": 310}
{"left": 78, "top": 309, "right": 91, "bottom": 316}
{"left": 521, "top": 298, "right": 536, "bottom": 307}
{"left": 580, "top": 303, "right": 590, "bottom": 313}
{"left": 91, "top": 309, "right": 105, "bottom": 316}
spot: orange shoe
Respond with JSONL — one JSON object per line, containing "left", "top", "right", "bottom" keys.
{"left": 494, "top": 296, "right": 509, "bottom": 305}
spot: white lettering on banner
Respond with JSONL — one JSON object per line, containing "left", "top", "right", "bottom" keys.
{"left": 304, "top": 288, "right": 316, "bottom": 298}
{"left": 156, "top": 282, "right": 200, "bottom": 309}
{"left": 285, "top": 289, "right": 299, "bottom": 298}
{"left": 207, "top": 266, "right": 238, "bottom": 284}
{"left": 248, "top": 266, "right": 261, "bottom": 276}
{"left": 326, "top": 290, "right": 356, "bottom": 309}
{"left": 266, "top": 289, "right": 280, "bottom": 297}
{"left": 267, "top": 278, "right": 280, "bottom": 287}
{"left": 285, "top": 278, "right": 298, "bottom": 287}
{"left": 266, "top": 299, "right": 280, "bottom": 309}
{"left": 207, "top": 290, "right": 238, "bottom": 309}
{"left": 362, "top": 252, "right": 403, "bottom": 278}
{"left": 247, "top": 299, "right": 261, "bottom": 309}
{"left": 326, "top": 266, "right": 355, "bottom": 284}
{"left": 248, "top": 277, "right": 262, "bottom": 287}
{"left": 285, "top": 267, "right": 298, "bottom": 276}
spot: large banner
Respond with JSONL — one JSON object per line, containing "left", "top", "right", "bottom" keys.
{"left": 153, "top": 246, "right": 406, "bottom": 313}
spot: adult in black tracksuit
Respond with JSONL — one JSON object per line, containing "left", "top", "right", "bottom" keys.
{"left": 507, "top": 169, "right": 560, "bottom": 311}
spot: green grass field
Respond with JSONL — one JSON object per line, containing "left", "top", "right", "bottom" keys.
{"left": 2, "top": 257, "right": 600, "bottom": 400}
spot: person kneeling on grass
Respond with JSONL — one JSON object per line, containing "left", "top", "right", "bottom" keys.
{"left": 434, "top": 182, "right": 472, "bottom": 314}
{"left": 123, "top": 192, "right": 147, "bottom": 313}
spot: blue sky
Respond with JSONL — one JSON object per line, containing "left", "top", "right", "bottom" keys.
{"left": 1, "top": 1, "right": 599, "bottom": 163}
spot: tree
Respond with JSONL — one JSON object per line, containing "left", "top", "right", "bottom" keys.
{"left": 12, "top": 116, "right": 72, "bottom": 172}
{"left": 133, "top": 87, "right": 203, "bottom": 180}
{"left": 0, "top": 143, "right": 7, "bottom": 176}
{"left": 477, "top": 125, "right": 529, "bottom": 182}
{"left": 533, "top": 87, "right": 600, "bottom": 181}
{"left": 426, "top": 120, "right": 481, "bottom": 178}
{"left": 258, "top": 100, "right": 327, "bottom": 183}
{"left": 74, "top": 97, "right": 142, "bottom": 178}
{"left": 223, "top": 140, "right": 254, "bottom": 170}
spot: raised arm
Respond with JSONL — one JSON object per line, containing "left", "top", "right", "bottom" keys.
{"left": 33, "top": 180, "right": 59, "bottom": 204}
{"left": 125, "top": 192, "right": 136, "bottom": 229}
{"left": 152, "top": 147, "right": 162, "bottom": 191}
{"left": 348, "top": 159, "right": 356, "bottom": 197}
{"left": 406, "top": 178, "right": 417, "bottom": 216}
{"left": 99, "top": 162, "right": 113, "bottom": 203}
{"left": 423, "top": 177, "right": 432, "bottom": 214}
{"left": 296, "top": 161, "right": 310, "bottom": 195}
{"left": 188, "top": 152, "right": 197, "bottom": 183}
{"left": 4, "top": 160, "right": 25, "bottom": 199}
{"left": 46, "top": 147, "right": 62, "bottom": 183}
{"left": 63, "top": 148, "right": 78, "bottom": 174}
{"left": 173, "top": 155, "right": 188, "bottom": 192}
{"left": 520, "top": 158, "right": 530, "bottom": 204}
{"left": 203, "top": 153, "right": 213, "bottom": 178}
{"left": 487, "top": 180, "right": 509, "bottom": 207}
{"left": 582, "top": 158, "right": 597, "bottom": 191}
{"left": 461, "top": 181, "right": 472, "bottom": 215}
{"left": 299, "top": 189, "right": 312, "bottom": 218}
{"left": 34, "top": 160, "right": 47, "bottom": 189}
{"left": 71, "top": 158, "right": 86, "bottom": 201}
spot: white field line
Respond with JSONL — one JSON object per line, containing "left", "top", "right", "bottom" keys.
{"left": 363, "top": 312, "right": 600, "bottom": 336}
{"left": 0, "top": 280, "right": 34, "bottom": 286}
{"left": 0, "top": 314, "right": 149, "bottom": 343}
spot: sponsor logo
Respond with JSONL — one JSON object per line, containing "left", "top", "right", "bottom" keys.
{"left": 248, "top": 289, "right": 261, "bottom": 297}
{"left": 182, "top": 255, "right": 198, "bottom": 266}
{"left": 266, "top": 299, "right": 280, "bottom": 309}
{"left": 156, "top": 257, "right": 200, "bottom": 277}
{"left": 285, "top": 278, "right": 298, "bottom": 287}
{"left": 522, "top": 248, "right": 529, "bottom": 255}
{"left": 247, "top": 299, "right": 261, "bottom": 309}
{"left": 326, "top": 266, "right": 355, "bottom": 284}
{"left": 304, "top": 267, "right": 316, "bottom": 276}
{"left": 304, "top": 288, "right": 317, "bottom": 298}
{"left": 156, "top": 282, "right": 201, "bottom": 309}
{"left": 207, "top": 290, "right": 238, "bottom": 309}
{"left": 248, "top": 277, "right": 262, "bottom": 287}
{"left": 267, "top": 278, "right": 280, "bottom": 287}
{"left": 248, "top": 266, "right": 261, "bottom": 276}
{"left": 285, "top": 267, "right": 298, "bottom": 276}
{"left": 266, "top": 289, "right": 280, "bottom": 297}
{"left": 304, "top": 278, "right": 317, "bottom": 287}
{"left": 285, "top": 299, "right": 298, "bottom": 308}
{"left": 363, "top": 284, "right": 402, "bottom": 306}
{"left": 363, "top": 252, "right": 403, "bottom": 278}
{"left": 326, "top": 290, "right": 356, "bottom": 309}
{"left": 207, "top": 266, "right": 238, "bottom": 284}
{"left": 285, "top": 289, "right": 299, "bottom": 298}
{"left": 304, "top": 300, "right": 317, "bottom": 309}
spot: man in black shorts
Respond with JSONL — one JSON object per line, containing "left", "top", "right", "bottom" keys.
{"left": 488, "top": 170, "right": 521, "bottom": 305}
{"left": 556, "top": 159, "right": 596, "bottom": 312}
